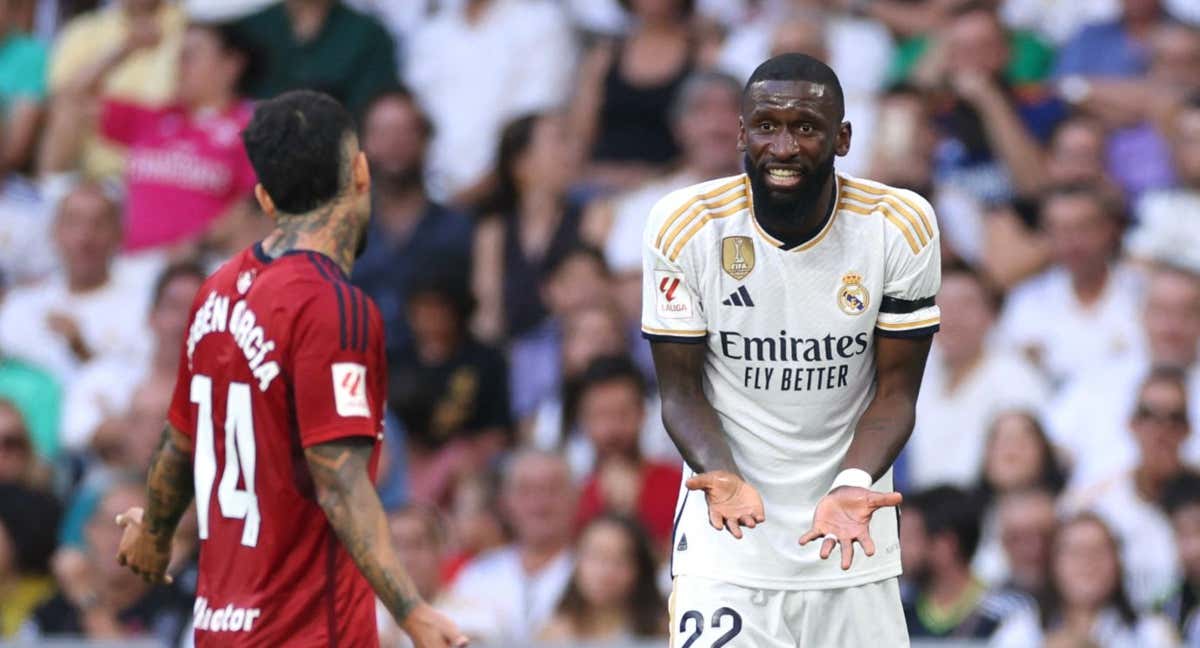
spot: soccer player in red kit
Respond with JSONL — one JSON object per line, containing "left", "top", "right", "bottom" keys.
{"left": 114, "top": 90, "right": 468, "bottom": 648}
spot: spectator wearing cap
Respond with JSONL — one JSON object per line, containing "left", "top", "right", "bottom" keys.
{"left": 350, "top": 87, "right": 473, "bottom": 356}
{"left": 389, "top": 272, "right": 511, "bottom": 506}
{"left": 1160, "top": 472, "right": 1200, "bottom": 643}
{"left": 44, "top": 0, "right": 186, "bottom": 180}
{"left": 0, "top": 482, "right": 60, "bottom": 638}
{"left": 232, "top": 0, "right": 397, "bottom": 117}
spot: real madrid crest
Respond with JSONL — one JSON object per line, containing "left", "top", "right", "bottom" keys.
{"left": 838, "top": 272, "right": 869, "bottom": 315}
{"left": 721, "top": 236, "right": 755, "bottom": 281}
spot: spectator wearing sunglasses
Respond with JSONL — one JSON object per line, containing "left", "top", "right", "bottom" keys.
{"left": 1063, "top": 366, "right": 1193, "bottom": 610}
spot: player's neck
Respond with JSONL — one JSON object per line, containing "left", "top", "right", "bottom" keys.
{"left": 263, "top": 210, "right": 358, "bottom": 277}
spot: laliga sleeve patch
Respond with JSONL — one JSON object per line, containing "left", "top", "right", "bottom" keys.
{"left": 331, "top": 363, "right": 370, "bottom": 417}
{"left": 654, "top": 270, "right": 695, "bottom": 320}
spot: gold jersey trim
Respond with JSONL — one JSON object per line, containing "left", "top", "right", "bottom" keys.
{"left": 655, "top": 177, "right": 746, "bottom": 251}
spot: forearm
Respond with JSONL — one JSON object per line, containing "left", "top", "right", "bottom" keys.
{"left": 65, "top": 45, "right": 132, "bottom": 98}
{"left": 840, "top": 395, "right": 917, "bottom": 482}
{"left": 143, "top": 424, "right": 195, "bottom": 546}
{"left": 978, "top": 97, "right": 1047, "bottom": 197}
{"left": 307, "top": 443, "right": 422, "bottom": 623}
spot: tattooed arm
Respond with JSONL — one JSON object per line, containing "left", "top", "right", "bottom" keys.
{"left": 305, "top": 438, "right": 468, "bottom": 646}
{"left": 117, "top": 424, "right": 194, "bottom": 583}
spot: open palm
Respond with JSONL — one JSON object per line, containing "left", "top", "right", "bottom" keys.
{"left": 798, "top": 487, "right": 902, "bottom": 570}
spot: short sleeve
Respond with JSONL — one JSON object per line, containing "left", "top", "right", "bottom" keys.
{"left": 291, "top": 286, "right": 382, "bottom": 447}
{"left": 876, "top": 189, "right": 941, "bottom": 339}
{"left": 166, "top": 338, "right": 195, "bottom": 439}
{"left": 99, "top": 99, "right": 158, "bottom": 146}
{"left": 641, "top": 193, "right": 708, "bottom": 344}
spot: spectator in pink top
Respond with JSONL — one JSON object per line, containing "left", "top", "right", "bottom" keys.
{"left": 51, "top": 22, "right": 258, "bottom": 252}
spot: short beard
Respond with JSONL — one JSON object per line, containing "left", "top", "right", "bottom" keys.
{"left": 744, "top": 153, "right": 835, "bottom": 228}
{"left": 375, "top": 165, "right": 424, "bottom": 196}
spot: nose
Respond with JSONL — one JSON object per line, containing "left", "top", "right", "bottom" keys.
{"left": 769, "top": 130, "right": 801, "bottom": 160}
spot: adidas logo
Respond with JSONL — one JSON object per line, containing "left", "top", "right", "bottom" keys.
{"left": 722, "top": 286, "right": 755, "bottom": 307}
{"left": 677, "top": 534, "right": 688, "bottom": 551}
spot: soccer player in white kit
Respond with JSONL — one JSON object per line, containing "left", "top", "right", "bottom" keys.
{"left": 643, "top": 54, "right": 940, "bottom": 646}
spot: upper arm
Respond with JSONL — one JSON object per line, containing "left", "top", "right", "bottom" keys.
{"left": 873, "top": 335, "right": 932, "bottom": 403}
{"left": 641, "top": 191, "right": 709, "bottom": 344}
{"left": 650, "top": 340, "right": 707, "bottom": 402}
{"left": 304, "top": 436, "right": 375, "bottom": 500}
{"left": 876, "top": 188, "right": 941, "bottom": 339}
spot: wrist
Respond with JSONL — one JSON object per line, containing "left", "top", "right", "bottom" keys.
{"left": 829, "top": 468, "right": 873, "bottom": 492}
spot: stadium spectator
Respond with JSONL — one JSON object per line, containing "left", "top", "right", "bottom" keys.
{"left": 1127, "top": 96, "right": 1200, "bottom": 272}
{"left": 584, "top": 71, "right": 742, "bottom": 369}
{"left": 232, "top": 0, "right": 397, "bottom": 117}
{"left": 25, "top": 479, "right": 191, "bottom": 643}
{"left": 538, "top": 515, "right": 667, "bottom": 642}
{"left": 1160, "top": 472, "right": 1200, "bottom": 643}
{"left": 1048, "top": 265, "right": 1200, "bottom": 489}
{"left": 441, "top": 450, "right": 575, "bottom": 645}
{"left": 389, "top": 272, "right": 511, "bottom": 506}
{"left": 0, "top": 400, "right": 47, "bottom": 489}
{"left": 0, "top": 183, "right": 150, "bottom": 385}
{"left": 900, "top": 485, "right": 1027, "bottom": 639}
{"left": 472, "top": 113, "right": 584, "bottom": 343}
{"left": 351, "top": 87, "right": 473, "bottom": 356}
{"left": 0, "top": 351, "right": 60, "bottom": 461}
{"left": 992, "top": 488, "right": 1058, "bottom": 599}
{"left": 440, "top": 473, "right": 506, "bottom": 587}
{"left": 996, "top": 186, "right": 1141, "bottom": 386}
{"left": 971, "top": 412, "right": 1067, "bottom": 584}
{"left": 43, "top": 0, "right": 186, "bottom": 180}
{"left": 907, "top": 264, "right": 1049, "bottom": 489}
{"left": 922, "top": 3, "right": 1063, "bottom": 202}
{"left": 45, "top": 21, "right": 258, "bottom": 252}
{"left": 61, "top": 262, "right": 203, "bottom": 453}
{"left": 0, "top": 0, "right": 47, "bottom": 177}
{"left": 1053, "top": 0, "right": 1167, "bottom": 79}
{"left": 1063, "top": 367, "right": 1191, "bottom": 610}
{"left": 569, "top": 0, "right": 699, "bottom": 193}
{"left": 572, "top": 356, "right": 681, "bottom": 551}
{"left": 509, "top": 246, "right": 615, "bottom": 425}
{"left": 0, "top": 483, "right": 60, "bottom": 638}
{"left": 1044, "top": 115, "right": 1114, "bottom": 188}
{"left": 990, "top": 513, "right": 1180, "bottom": 647}
{"left": 377, "top": 504, "right": 451, "bottom": 647}
{"left": 1000, "top": 0, "right": 1120, "bottom": 46}
{"left": 405, "top": 0, "right": 576, "bottom": 203}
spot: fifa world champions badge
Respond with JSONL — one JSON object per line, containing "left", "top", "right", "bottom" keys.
{"left": 838, "top": 272, "right": 869, "bottom": 315}
{"left": 722, "top": 236, "right": 755, "bottom": 281}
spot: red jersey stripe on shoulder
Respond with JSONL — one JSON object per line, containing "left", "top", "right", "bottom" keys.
{"left": 347, "top": 285, "right": 360, "bottom": 351}
{"left": 304, "top": 252, "right": 349, "bottom": 351}
{"left": 356, "top": 287, "right": 370, "bottom": 352}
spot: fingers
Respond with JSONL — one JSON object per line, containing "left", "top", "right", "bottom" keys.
{"left": 859, "top": 534, "right": 877, "bottom": 558}
{"left": 866, "top": 491, "right": 903, "bottom": 509}
{"left": 708, "top": 508, "right": 723, "bottom": 532}
{"left": 820, "top": 537, "right": 836, "bottom": 560}
{"left": 738, "top": 514, "right": 757, "bottom": 529}
{"left": 685, "top": 474, "right": 711, "bottom": 492}
{"left": 724, "top": 518, "right": 743, "bottom": 540}
{"left": 840, "top": 538, "right": 853, "bottom": 571}
{"left": 798, "top": 529, "right": 822, "bottom": 546}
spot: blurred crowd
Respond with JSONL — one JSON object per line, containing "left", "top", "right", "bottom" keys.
{"left": 1, "top": 0, "right": 1199, "bottom": 646}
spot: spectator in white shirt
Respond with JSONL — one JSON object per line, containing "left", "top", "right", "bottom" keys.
{"left": 405, "top": 0, "right": 576, "bottom": 204}
{"left": 1063, "top": 367, "right": 1193, "bottom": 610}
{"left": 996, "top": 185, "right": 1143, "bottom": 387}
{"left": 991, "top": 488, "right": 1057, "bottom": 599}
{"left": 60, "top": 262, "right": 204, "bottom": 453}
{"left": 0, "top": 183, "right": 150, "bottom": 385}
{"left": 1047, "top": 265, "right": 1200, "bottom": 489}
{"left": 1126, "top": 97, "right": 1200, "bottom": 273}
{"left": 441, "top": 450, "right": 575, "bottom": 646}
{"left": 1160, "top": 472, "right": 1200, "bottom": 645}
{"left": 909, "top": 265, "right": 1049, "bottom": 489}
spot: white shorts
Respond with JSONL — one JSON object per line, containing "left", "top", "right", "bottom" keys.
{"left": 668, "top": 574, "right": 908, "bottom": 647}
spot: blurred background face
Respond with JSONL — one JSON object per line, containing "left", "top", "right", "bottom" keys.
{"left": 575, "top": 521, "right": 638, "bottom": 609}
{"left": 627, "top": 0, "right": 686, "bottom": 23}
{"left": 984, "top": 413, "right": 1046, "bottom": 492}
{"left": 514, "top": 115, "right": 575, "bottom": 194}
{"left": 1041, "top": 193, "right": 1115, "bottom": 278}
{"left": 1131, "top": 378, "right": 1189, "bottom": 477}
{"left": 54, "top": 188, "right": 121, "bottom": 288}
{"left": 769, "top": 17, "right": 828, "bottom": 62}
{"left": 177, "top": 26, "right": 243, "bottom": 108}
{"left": 502, "top": 454, "right": 574, "bottom": 549}
{"left": 1142, "top": 271, "right": 1200, "bottom": 367}
{"left": 121, "top": 0, "right": 161, "bottom": 14}
{"left": 0, "top": 404, "right": 30, "bottom": 484}
{"left": 561, "top": 308, "right": 627, "bottom": 378}
{"left": 945, "top": 11, "right": 1009, "bottom": 77}
{"left": 934, "top": 272, "right": 994, "bottom": 365}
{"left": 999, "top": 492, "right": 1056, "bottom": 591}
{"left": 899, "top": 507, "right": 929, "bottom": 581}
{"left": 579, "top": 379, "right": 645, "bottom": 460}
{"left": 363, "top": 96, "right": 427, "bottom": 189}
{"left": 543, "top": 254, "right": 611, "bottom": 317}
{"left": 389, "top": 509, "right": 443, "bottom": 600}
{"left": 449, "top": 476, "right": 504, "bottom": 555}
{"left": 150, "top": 274, "right": 203, "bottom": 348}
{"left": 1172, "top": 107, "right": 1200, "bottom": 187}
{"left": 1149, "top": 25, "right": 1200, "bottom": 91}
{"left": 1054, "top": 518, "right": 1121, "bottom": 611}
{"left": 1046, "top": 120, "right": 1107, "bottom": 186}
{"left": 1122, "top": 0, "right": 1161, "bottom": 21}
{"left": 88, "top": 485, "right": 145, "bottom": 581}
{"left": 408, "top": 292, "right": 461, "bottom": 355}
{"left": 1172, "top": 503, "right": 1200, "bottom": 581}
{"left": 674, "top": 81, "right": 741, "bottom": 177}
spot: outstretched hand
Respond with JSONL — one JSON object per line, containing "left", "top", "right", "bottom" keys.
{"left": 799, "top": 487, "right": 902, "bottom": 570}
{"left": 685, "top": 471, "right": 765, "bottom": 539}
{"left": 115, "top": 507, "right": 173, "bottom": 585}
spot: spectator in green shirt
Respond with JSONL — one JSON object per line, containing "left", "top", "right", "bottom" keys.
{"left": 0, "top": 0, "right": 47, "bottom": 175}
{"left": 0, "top": 356, "right": 60, "bottom": 460}
{"left": 234, "top": 0, "right": 398, "bottom": 117}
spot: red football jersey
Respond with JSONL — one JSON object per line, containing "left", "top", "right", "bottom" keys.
{"left": 168, "top": 244, "right": 385, "bottom": 647}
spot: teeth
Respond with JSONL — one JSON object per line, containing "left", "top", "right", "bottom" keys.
{"left": 768, "top": 169, "right": 800, "bottom": 178}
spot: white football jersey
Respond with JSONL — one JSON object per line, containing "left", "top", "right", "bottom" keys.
{"left": 642, "top": 171, "right": 941, "bottom": 590}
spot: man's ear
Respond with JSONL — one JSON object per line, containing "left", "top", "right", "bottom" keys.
{"left": 254, "top": 184, "right": 276, "bottom": 218}
{"left": 353, "top": 151, "right": 371, "bottom": 194}
{"left": 836, "top": 121, "right": 852, "bottom": 157}
{"left": 737, "top": 116, "right": 747, "bottom": 152}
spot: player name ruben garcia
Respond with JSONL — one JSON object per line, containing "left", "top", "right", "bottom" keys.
{"left": 185, "top": 289, "right": 280, "bottom": 391}
{"left": 719, "top": 329, "right": 869, "bottom": 392}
